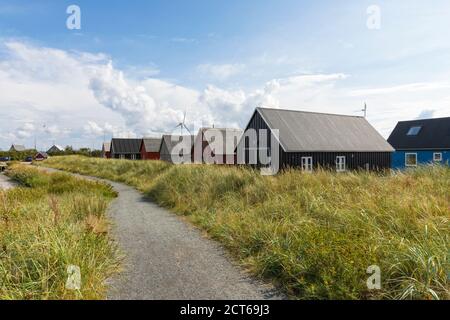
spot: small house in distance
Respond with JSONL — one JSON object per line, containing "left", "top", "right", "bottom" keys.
{"left": 10, "top": 144, "right": 26, "bottom": 152}
{"left": 237, "top": 107, "right": 394, "bottom": 172}
{"left": 35, "top": 151, "right": 48, "bottom": 161}
{"left": 160, "top": 135, "right": 194, "bottom": 164}
{"left": 388, "top": 117, "right": 450, "bottom": 169}
{"left": 140, "top": 138, "right": 162, "bottom": 160}
{"left": 110, "top": 138, "right": 142, "bottom": 160}
{"left": 47, "top": 145, "right": 64, "bottom": 154}
{"left": 192, "top": 128, "right": 243, "bottom": 164}
{"left": 102, "top": 142, "right": 111, "bottom": 159}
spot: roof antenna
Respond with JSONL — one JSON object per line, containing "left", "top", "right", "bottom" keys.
{"left": 362, "top": 103, "right": 367, "bottom": 118}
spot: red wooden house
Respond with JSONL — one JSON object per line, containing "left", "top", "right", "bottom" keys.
{"left": 35, "top": 152, "right": 48, "bottom": 161}
{"left": 140, "top": 138, "right": 162, "bottom": 160}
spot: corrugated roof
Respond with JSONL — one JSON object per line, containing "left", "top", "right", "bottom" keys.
{"left": 257, "top": 107, "right": 394, "bottom": 152}
{"left": 10, "top": 144, "right": 26, "bottom": 151}
{"left": 388, "top": 117, "right": 450, "bottom": 150}
{"left": 47, "top": 145, "right": 64, "bottom": 153}
{"left": 142, "top": 138, "right": 163, "bottom": 153}
{"left": 162, "top": 135, "right": 194, "bottom": 153}
{"left": 111, "top": 138, "right": 142, "bottom": 154}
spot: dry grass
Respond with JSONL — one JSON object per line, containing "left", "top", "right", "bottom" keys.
{"left": 0, "top": 164, "right": 121, "bottom": 300}
{"left": 40, "top": 156, "right": 450, "bottom": 300}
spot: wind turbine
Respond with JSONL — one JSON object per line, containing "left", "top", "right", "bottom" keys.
{"left": 174, "top": 110, "right": 191, "bottom": 135}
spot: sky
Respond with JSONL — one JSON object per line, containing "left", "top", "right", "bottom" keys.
{"left": 0, "top": 0, "right": 450, "bottom": 150}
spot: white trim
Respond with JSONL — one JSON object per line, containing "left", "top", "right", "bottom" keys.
{"left": 336, "top": 156, "right": 346, "bottom": 172}
{"left": 433, "top": 152, "right": 442, "bottom": 162}
{"left": 405, "top": 153, "right": 418, "bottom": 167}
{"left": 301, "top": 157, "right": 313, "bottom": 172}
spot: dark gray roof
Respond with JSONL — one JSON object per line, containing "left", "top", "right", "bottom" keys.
{"left": 47, "top": 145, "right": 64, "bottom": 153}
{"left": 161, "top": 135, "right": 194, "bottom": 153}
{"left": 142, "top": 138, "right": 163, "bottom": 153}
{"left": 111, "top": 138, "right": 142, "bottom": 154}
{"left": 256, "top": 107, "right": 394, "bottom": 152}
{"left": 388, "top": 117, "right": 450, "bottom": 150}
{"left": 10, "top": 144, "right": 26, "bottom": 152}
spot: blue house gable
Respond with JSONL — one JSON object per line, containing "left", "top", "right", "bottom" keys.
{"left": 388, "top": 117, "right": 450, "bottom": 169}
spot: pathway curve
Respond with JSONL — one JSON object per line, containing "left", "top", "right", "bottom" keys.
{"left": 38, "top": 166, "right": 282, "bottom": 300}
{"left": 0, "top": 173, "right": 17, "bottom": 190}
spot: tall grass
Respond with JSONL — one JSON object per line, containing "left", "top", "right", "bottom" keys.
{"left": 0, "top": 164, "right": 121, "bottom": 299}
{"left": 40, "top": 156, "right": 450, "bottom": 300}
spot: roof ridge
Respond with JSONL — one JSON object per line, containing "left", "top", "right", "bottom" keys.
{"left": 257, "top": 106, "right": 365, "bottom": 119}
{"left": 398, "top": 116, "right": 450, "bottom": 123}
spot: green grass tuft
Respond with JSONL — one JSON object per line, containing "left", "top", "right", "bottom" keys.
{"left": 0, "top": 164, "right": 121, "bottom": 300}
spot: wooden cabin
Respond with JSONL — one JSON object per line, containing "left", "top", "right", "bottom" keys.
{"left": 35, "top": 152, "right": 48, "bottom": 161}
{"left": 140, "top": 138, "right": 162, "bottom": 160}
{"left": 388, "top": 117, "right": 450, "bottom": 169}
{"left": 9, "top": 144, "right": 26, "bottom": 152}
{"left": 159, "top": 135, "right": 194, "bottom": 164}
{"left": 110, "top": 138, "right": 142, "bottom": 160}
{"left": 237, "top": 107, "right": 394, "bottom": 172}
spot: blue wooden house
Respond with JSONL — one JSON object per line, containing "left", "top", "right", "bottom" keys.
{"left": 388, "top": 117, "right": 450, "bottom": 169}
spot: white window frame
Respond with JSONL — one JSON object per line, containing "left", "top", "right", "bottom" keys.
{"left": 405, "top": 153, "right": 417, "bottom": 167}
{"left": 131, "top": 154, "right": 136, "bottom": 160}
{"left": 336, "top": 156, "right": 346, "bottom": 172}
{"left": 433, "top": 152, "right": 442, "bottom": 162}
{"left": 301, "top": 157, "right": 313, "bottom": 172}
{"left": 119, "top": 154, "right": 125, "bottom": 160}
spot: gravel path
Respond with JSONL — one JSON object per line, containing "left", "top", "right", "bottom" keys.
{"left": 0, "top": 173, "right": 17, "bottom": 190}
{"left": 37, "top": 167, "right": 282, "bottom": 300}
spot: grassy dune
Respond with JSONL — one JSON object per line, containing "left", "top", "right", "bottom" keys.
{"left": 40, "top": 156, "right": 449, "bottom": 300}
{"left": 0, "top": 165, "right": 121, "bottom": 299}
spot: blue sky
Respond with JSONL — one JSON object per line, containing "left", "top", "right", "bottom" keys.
{"left": 0, "top": 0, "right": 450, "bottom": 149}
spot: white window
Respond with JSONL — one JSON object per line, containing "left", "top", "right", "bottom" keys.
{"left": 433, "top": 153, "right": 442, "bottom": 162}
{"left": 119, "top": 154, "right": 125, "bottom": 160}
{"left": 405, "top": 153, "right": 417, "bottom": 167}
{"left": 301, "top": 157, "right": 313, "bottom": 172}
{"left": 336, "top": 156, "right": 346, "bottom": 172}
{"left": 131, "top": 154, "right": 136, "bottom": 160}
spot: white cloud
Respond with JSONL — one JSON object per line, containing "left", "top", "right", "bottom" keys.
{"left": 83, "top": 121, "right": 136, "bottom": 138}
{"left": 16, "top": 122, "right": 35, "bottom": 139}
{"left": 197, "top": 63, "right": 245, "bottom": 80}
{"left": 1, "top": 40, "right": 450, "bottom": 150}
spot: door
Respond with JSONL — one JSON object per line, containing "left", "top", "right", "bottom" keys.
{"left": 336, "top": 156, "right": 346, "bottom": 172}
{"left": 301, "top": 157, "right": 313, "bottom": 172}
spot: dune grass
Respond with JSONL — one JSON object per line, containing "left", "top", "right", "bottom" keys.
{"left": 40, "top": 156, "right": 449, "bottom": 300}
{"left": 0, "top": 164, "right": 121, "bottom": 300}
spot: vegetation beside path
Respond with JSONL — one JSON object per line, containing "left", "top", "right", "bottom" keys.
{"left": 40, "top": 156, "right": 449, "bottom": 300}
{"left": 0, "top": 164, "right": 121, "bottom": 299}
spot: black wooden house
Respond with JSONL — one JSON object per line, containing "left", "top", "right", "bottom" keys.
{"left": 237, "top": 107, "right": 394, "bottom": 172}
{"left": 110, "top": 138, "right": 142, "bottom": 160}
